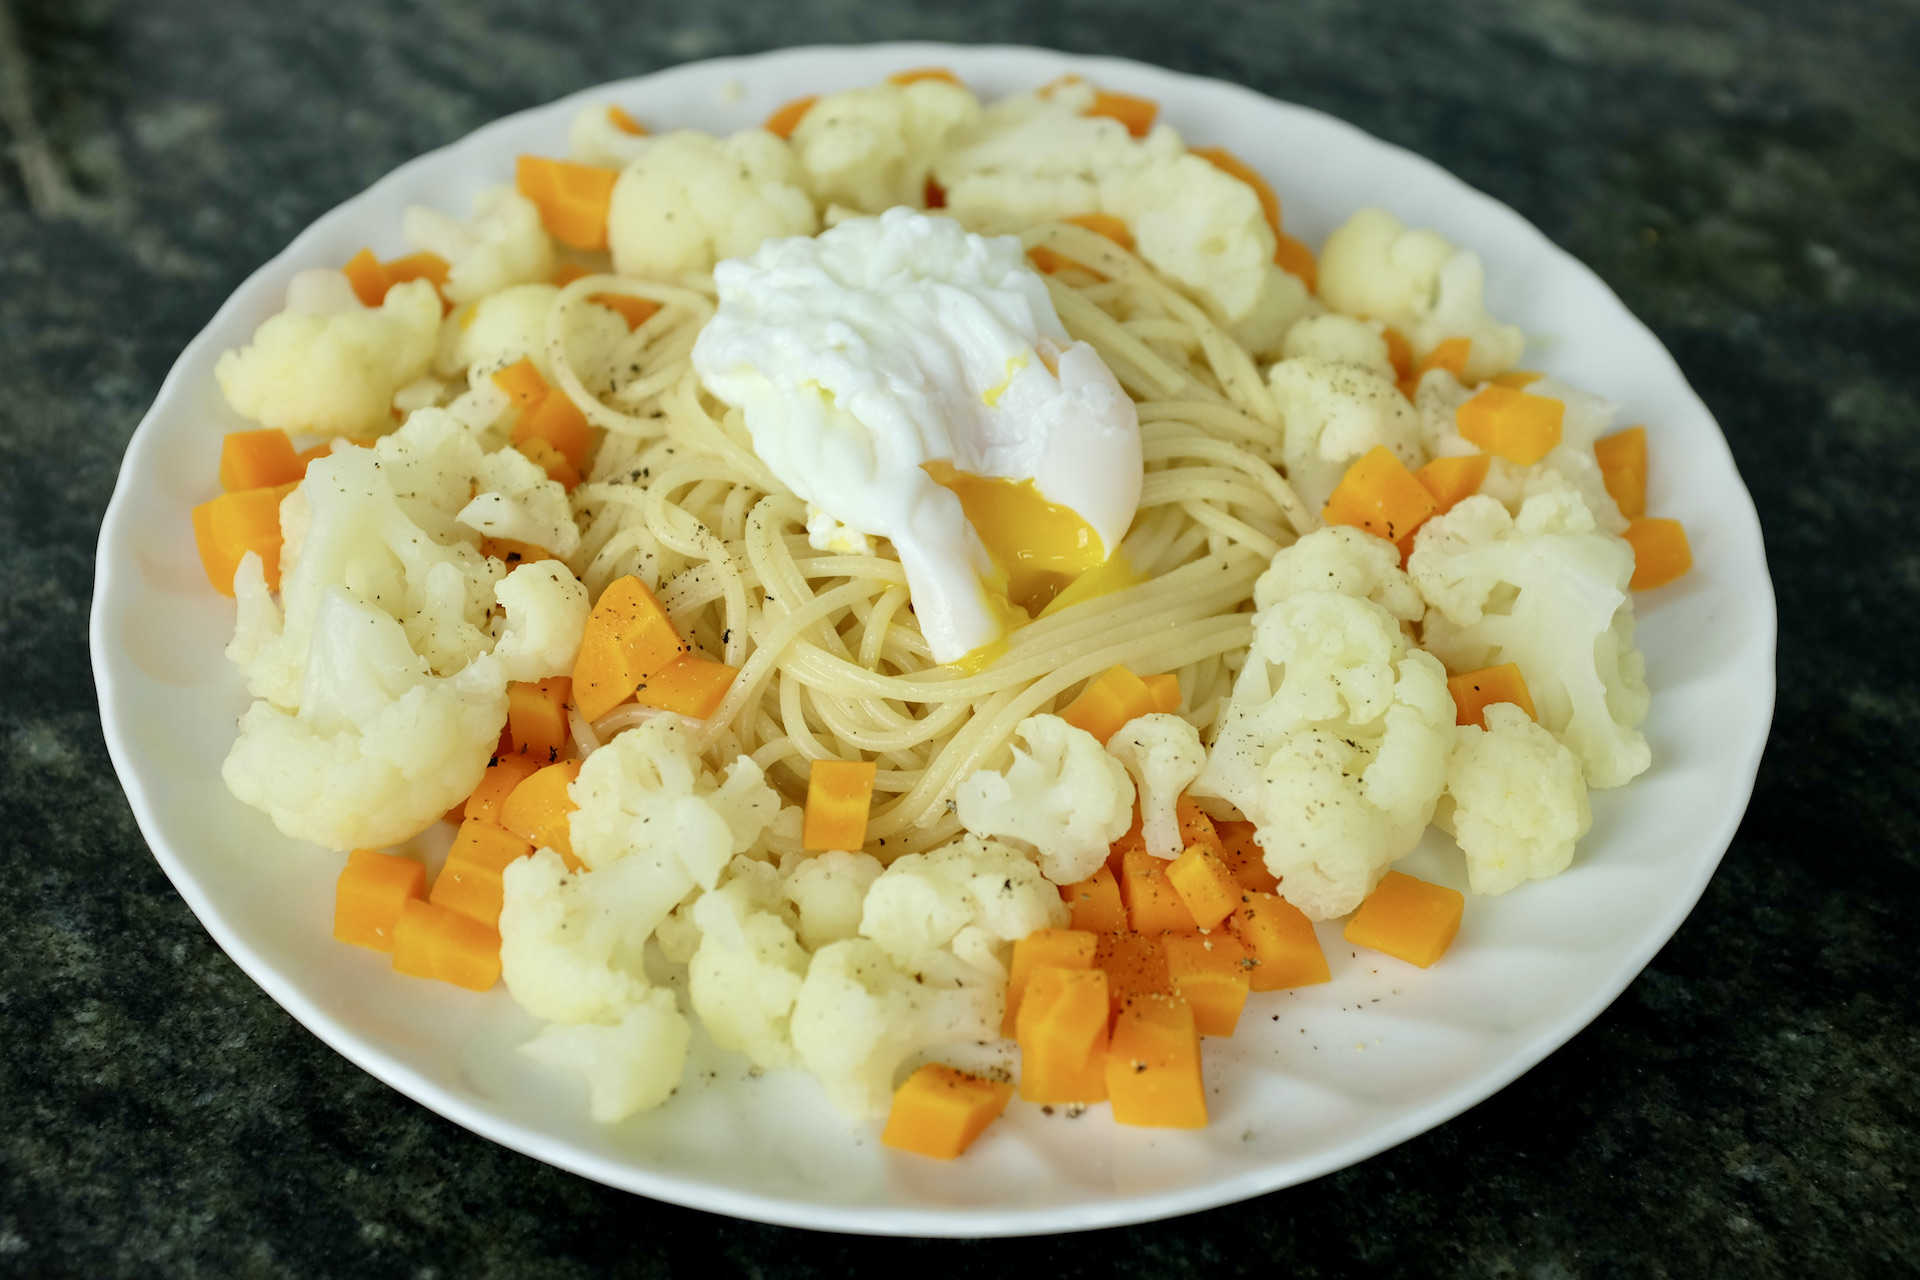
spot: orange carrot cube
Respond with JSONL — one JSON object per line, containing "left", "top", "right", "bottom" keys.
{"left": 513, "top": 438, "right": 582, "bottom": 490}
{"left": 1164, "top": 934, "right": 1253, "bottom": 1036}
{"left": 606, "top": 104, "right": 646, "bottom": 136}
{"left": 881, "top": 1064, "right": 1013, "bottom": 1159}
{"left": 1142, "top": 672, "right": 1181, "bottom": 714}
{"left": 341, "top": 248, "right": 393, "bottom": 307}
{"left": 589, "top": 293, "right": 661, "bottom": 331}
{"left": 1015, "top": 966, "right": 1112, "bottom": 1105}
{"left": 1488, "top": 370, "right": 1544, "bottom": 389}
{"left": 1413, "top": 453, "right": 1492, "bottom": 516}
{"left": 491, "top": 357, "right": 550, "bottom": 409}
{"left": 634, "top": 654, "right": 739, "bottom": 721}
{"left": 1064, "top": 211, "right": 1134, "bottom": 249}
{"left": 1117, "top": 848, "right": 1200, "bottom": 935}
{"left": 512, "top": 385, "right": 593, "bottom": 470}
{"left": 1623, "top": 518, "right": 1692, "bottom": 589}
{"left": 803, "top": 759, "right": 877, "bottom": 852}
{"left": 333, "top": 849, "right": 426, "bottom": 952}
{"left": 1274, "top": 232, "right": 1319, "bottom": 293}
{"left": 514, "top": 155, "right": 618, "bottom": 251}
{"left": 391, "top": 898, "right": 502, "bottom": 991}
{"left": 1456, "top": 385, "right": 1566, "bottom": 466}
{"left": 1214, "top": 820, "right": 1278, "bottom": 894}
{"left": 1322, "top": 444, "right": 1439, "bottom": 544}
{"left": 1163, "top": 844, "right": 1243, "bottom": 932}
{"left": 1227, "top": 892, "right": 1330, "bottom": 991}
{"left": 1596, "top": 425, "right": 1648, "bottom": 518}
{"left": 1190, "top": 146, "right": 1279, "bottom": 234}
{"left": 1446, "top": 663, "right": 1537, "bottom": 728}
{"left": 1105, "top": 993, "right": 1205, "bottom": 1128}
{"left": 430, "top": 819, "right": 535, "bottom": 928}
{"left": 887, "top": 67, "right": 964, "bottom": 86}
{"left": 1094, "top": 931, "right": 1173, "bottom": 1021}
{"left": 192, "top": 482, "right": 297, "bottom": 595}
{"left": 763, "top": 95, "right": 818, "bottom": 139}
{"left": 499, "top": 760, "right": 583, "bottom": 870}
{"left": 1344, "top": 871, "right": 1464, "bottom": 968}
{"left": 1061, "top": 864, "right": 1128, "bottom": 934}
{"left": 507, "top": 678, "right": 571, "bottom": 761}
{"left": 1416, "top": 336, "right": 1473, "bottom": 379}
{"left": 461, "top": 751, "right": 542, "bottom": 827}
{"left": 382, "top": 251, "right": 451, "bottom": 294}
{"left": 1382, "top": 328, "right": 1414, "bottom": 382}
{"left": 571, "top": 575, "right": 688, "bottom": 722}
{"left": 1059, "top": 664, "right": 1158, "bottom": 745}
{"left": 1004, "top": 928, "right": 1099, "bottom": 1037}
{"left": 218, "top": 429, "right": 301, "bottom": 492}
{"left": 1085, "top": 89, "right": 1157, "bottom": 137}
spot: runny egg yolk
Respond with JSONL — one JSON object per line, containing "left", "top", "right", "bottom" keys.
{"left": 922, "top": 460, "right": 1110, "bottom": 617}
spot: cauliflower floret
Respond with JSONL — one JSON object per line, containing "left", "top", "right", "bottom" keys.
{"left": 606, "top": 129, "right": 818, "bottom": 279}
{"left": 790, "top": 79, "right": 981, "bottom": 212}
{"left": 1409, "top": 492, "right": 1651, "bottom": 789}
{"left": 1252, "top": 524, "right": 1425, "bottom": 622}
{"left": 1099, "top": 152, "right": 1285, "bottom": 327}
{"left": 954, "top": 713, "right": 1135, "bottom": 884}
{"left": 568, "top": 103, "right": 652, "bottom": 169}
{"left": 520, "top": 988, "right": 691, "bottom": 1123}
{"left": 781, "top": 850, "right": 885, "bottom": 951}
{"left": 1282, "top": 313, "right": 1397, "bottom": 380}
{"left": 858, "top": 835, "right": 1069, "bottom": 969}
{"left": 1268, "top": 356, "right": 1425, "bottom": 511}
{"left": 1439, "top": 703, "right": 1592, "bottom": 895}
{"left": 215, "top": 278, "right": 439, "bottom": 435}
{"left": 1105, "top": 713, "right": 1205, "bottom": 858}
{"left": 1419, "top": 372, "right": 1629, "bottom": 534}
{"left": 460, "top": 445, "right": 583, "bottom": 557}
{"left": 439, "top": 282, "right": 558, "bottom": 381}
{"left": 1194, "top": 537, "right": 1454, "bottom": 919}
{"left": 789, "top": 938, "right": 1001, "bottom": 1118}
{"left": 1318, "top": 207, "right": 1524, "bottom": 382}
{"left": 688, "top": 857, "right": 809, "bottom": 1071}
{"left": 568, "top": 715, "right": 779, "bottom": 890}
{"left": 501, "top": 848, "right": 667, "bottom": 1022}
{"left": 402, "top": 185, "right": 555, "bottom": 305}
{"left": 284, "top": 268, "right": 363, "bottom": 317}
{"left": 489, "top": 560, "right": 588, "bottom": 679}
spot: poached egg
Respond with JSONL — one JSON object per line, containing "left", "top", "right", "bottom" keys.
{"left": 691, "top": 207, "right": 1143, "bottom": 664}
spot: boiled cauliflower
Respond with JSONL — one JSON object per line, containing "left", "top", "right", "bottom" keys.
{"left": 1409, "top": 492, "right": 1651, "bottom": 789}
{"left": 402, "top": 185, "right": 555, "bottom": 305}
{"left": 789, "top": 938, "right": 1001, "bottom": 1118}
{"left": 520, "top": 989, "right": 692, "bottom": 1123}
{"left": 1269, "top": 356, "right": 1426, "bottom": 512}
{"left": 460, "top": 443, "right": 584, "bottom": 557}
{"left": 568, "top": 103, "right": 653, "bottom": 169}
{"left": 1440, "top": 703, "right": 1592, "bottom": 895}
{"left": 1106, "top": 713, "right": 1205, "bottom": 858}
{"left": 283, "top": 268, "right": 363, "bottom": 317}
{"left": 1251, "top": 523, "right": 1426, "bottom": 621}
{"left": 790, "top": 78, "right": 981, "bottom": 212}
{"left": 781, "top": 850, "right": 885, "bottom": 951}
{"left": 858, "top": 835, "right": 1069, "bottom": 971}
{"left": 1282, "top": 313, "right": 1397, "bottom": 380}
{"left": 1419, "top": 372, "right": 1629, "bottom": 534}
{"left": 436, "top": 282, "right": 630, "bottom": 392}
{"left": 687, "top": 857, "right": 809, "bottom": 1070}
{"left": 214, "top": 278, "right": 439, "bottom": 435}
{"left": 953, "top": 713, "right": 1134, "bottom": 884}
{"left": 499, "top": 848, "right": 662, "bottom": 1024}
{"left": 1318, "top": 207, "right": 1524, "bottom": 382}
{"left": 1194, "top": 528, "right": 1454, "bottom": 919}
{"left": 606, "top": 129, "right": 818, "bottom": 279}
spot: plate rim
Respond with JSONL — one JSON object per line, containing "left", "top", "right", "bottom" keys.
{"left": 90, "top": 40, "right": 1779, "bottom": 1237}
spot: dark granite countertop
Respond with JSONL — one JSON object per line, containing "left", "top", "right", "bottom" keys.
{"left": 5, "top": 0, "right": 1917, "bottom": 1274}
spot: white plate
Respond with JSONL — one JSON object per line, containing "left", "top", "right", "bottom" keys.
{"left": 90, "top": 42, "right": 1777, "bottom": 1236}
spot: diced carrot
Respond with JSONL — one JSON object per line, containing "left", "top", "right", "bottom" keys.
{"left": 507, "top": 677, "right": 572, "bottom": 761}
{"left": 294, "top": 437, "right": 378, "bottom": 476}
{"left": 499, "top": 760, "right": 584, "bottom": 870}
{"left": 1004, "top": 928, "right": 1099, "bottom": 1037}
{"left": 1227, "top": 892, "right": 1330, "bottom": 991}
{"left": 491, "top": 357, "right": 550, "bottom": 409}
{"left": 1447, "top": 663, "right": 1537, "bottom": 729}
{"left": 1274, "top": 232, "right": 1318, "bottom": 293}
{"left": 391, "top": 898, "right": 502, "bottom": 991}
{"left": 1026, "top": 246, "right": 1072, "bottom": 276}
{"left": 1415, "top": 337, "right": 1473, "bottom": 380}
{"left": 1164, "top": 934, "right": 1252, "bottom": 1036}
{"left": 1117, "top": 848, "right": 1201, "bottom": 935}
{"left": 342, "top": 248, "right": 393, "bottom": 307}
{"left": 1175, "top": 795, "right": 1224, "bottom": 857}
{"left": 1142, "top": 672, "right": 1181, "bottom": 714}
{"left": 462, "top": 751, "right": 542, "bottom": 827}
{"left": 764, "top": 95, "right": 818, "bottom": 139}
{"left": 635, "top": 653, "right": 738, "bottom": 720}
{"left": 1596, "top": 425, "right": 1649, "bottom": 518}
{"left": 1061, "top": 864, "right": 1128, "bottom": 934}
{"left": 803, "top": 758, "right": 877, "bottom": 852}
{"left": 513, "top": 386, "right": 593, "bottom": 470}
{"left": 1382, "top": 327, "right": 1414, "bottom": 382}
{"left": 553, "top": 262, "right": 591, "bottom": 287}
{"left": 1456, "top": 385, "right": 1565, "bottom": 466}
{"left": 1623, "top": 518, "right": 1692, "bottom": 589}
{"left": 1016, "top": 966, "right": 1112, "bottom": 1104}
{"left": 1214, "top": 820, "right": 1279, "bottom": 894}
{"left": 1489, "top": 370, "right": 1543, "bottom": 389}
{"left": 192, "top": 482, "right": 298, "bottom": 595}
{"left": 479, "top": 536, "right": 557, "bottom": 567}
{"left": 333, "top": 849, "right": 426, "bottom": 952}
{"left": 1063, "top": 211, "right": 1133, "bottom": 250}
{"left": 1344, "top": 870, "right": 1464, "bottom": 968}
{"left": 1413, "top": 454, "right": 1492, "bottom": 516}
{"left": 382, "top": 251, "right": 451, "bottom": 292}
{"left": 1189, "top": 146, "right": 1279, "bottom": 234}
{"left": 1322, "top": 444, "right": 1439, "bottom": 544}
{"left": 887, "top": 67, "right": 963, "bottom": 86}
{"left": 1163, "top": 844, "right": 1242, "bottom": 932}
{"left": 606, "top": 104, "right": 646, "bottom": 136}
{"left": 1094, "top": 932, "right": 1174, "bottom": 1021}
{"left": 882, "top": 1064, "right": 1013, "bottom": 1159}
{"left": 1059, "top": 664, "right": 1158, "bottom": 745}
{"left": 513, "top": 438, "right": 582, "bottom": 490}
{"left": 571, "top": 575, "right": 688, "bottom": 721}
{"left": 589, "top": 292, "right": 661, "bottom": 331}
{"left": 218, "top": 429, "right": 302, "bottom": 494}
{"left": 514, "top": 155, "right": 619, "bottom": 251}
{"left": 1086, "top": 89, "right": 1157, "bottom": 137}
{"left": 430, "top": 819, "right": 535, "bottom": 928}
{"left": 1105, "top": 993, "right": 1205, "bottom": 1128}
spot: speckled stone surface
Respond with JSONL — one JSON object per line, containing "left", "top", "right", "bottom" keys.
{"left": 4, "top": 0, "right": 1917, "bottom": 1274}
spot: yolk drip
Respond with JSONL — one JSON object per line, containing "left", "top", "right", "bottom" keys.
{"left": 923, "top": 461, "right": 1113, "bottom": 617}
